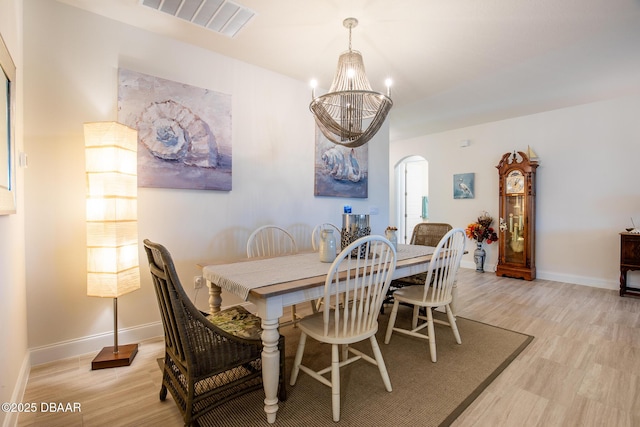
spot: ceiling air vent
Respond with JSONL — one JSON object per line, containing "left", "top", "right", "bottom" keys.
{"left": 141, "top": 0, "right": 256, "bottom": 38}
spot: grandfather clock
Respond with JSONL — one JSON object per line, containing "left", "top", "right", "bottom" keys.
{"left": 496, "top": 151, "right": 538, "bottom": 280}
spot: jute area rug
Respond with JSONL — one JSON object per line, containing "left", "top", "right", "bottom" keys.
{"left": 182, "top": 307, "right": 533, "bottom": 427}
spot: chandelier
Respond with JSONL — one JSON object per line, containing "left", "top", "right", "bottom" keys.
{"left": 310, "top": 18, "right": 393, "bottom": 148}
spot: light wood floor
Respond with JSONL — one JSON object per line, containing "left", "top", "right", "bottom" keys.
{"left": 17, "top": 268, "right": 640, "bottom": 426}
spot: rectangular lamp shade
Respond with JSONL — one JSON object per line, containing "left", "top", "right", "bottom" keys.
{"left": 84, "top": 122, "right": 140, "bottom": 298}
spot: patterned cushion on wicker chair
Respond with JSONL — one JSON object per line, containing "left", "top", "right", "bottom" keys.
{"left": 207, "top": 306, "right": 262, "bottom": 340}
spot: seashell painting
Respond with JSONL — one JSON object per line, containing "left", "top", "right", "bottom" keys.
{"left": 118, "top": 69, "right": 232, "bottom": 190}
{"left": 314, "top": 126, "right": 368, "bottom": 198}
{"left": 321, "top": 147, "right": 362, "bottom": 183}
{"left": 137, "top": 100, "right": 219, "bottom": 168}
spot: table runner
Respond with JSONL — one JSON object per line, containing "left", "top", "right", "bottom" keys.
{"left": 202, "top": 244, "right": 435, "bottom": 301}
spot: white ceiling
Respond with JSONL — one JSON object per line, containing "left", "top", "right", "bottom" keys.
{"left": 57, "top": 0, "right": 640, "bottom": 140}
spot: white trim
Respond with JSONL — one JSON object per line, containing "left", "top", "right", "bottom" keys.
{"left": 461, "top": 261, "right": 482, "bottom": 271}
{"left": 29, "top": 321, "right": 163, "bottom": 366}
{"left": 459, "top": 265, "right": 618, "bottom": 291}
{"left": 537, "top": 270, "right": 618, "bottom": 291}
{"left": 27, "top": 302, "right": 250, "bottom": 366}
{"left": 2, "top": 352, "right": 30, "bottom": 427}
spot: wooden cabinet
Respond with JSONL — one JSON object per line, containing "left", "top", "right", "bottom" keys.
{"left": 496, "top": 151, "right": 538, "bottom": 280}
{"left": 619, "top": 232, "right": 640, "bottom": 297}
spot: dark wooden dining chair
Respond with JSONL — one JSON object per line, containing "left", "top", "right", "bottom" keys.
{"left": 143, "top": 239, "right": 286, "bottom": 427}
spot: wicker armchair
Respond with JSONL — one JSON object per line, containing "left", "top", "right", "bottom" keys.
{"left": 410, "top": 222, "right": 454, "bottom": 248}
{"left": 143, "top": 239, "right": 286, "bottom": 427}
{"left": 384, "top": 223, "right": 453, "bottom": 309}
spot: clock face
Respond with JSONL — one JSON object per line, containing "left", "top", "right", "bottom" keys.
{"left": 506, "top": 171, "right": 524, "bottom": 194}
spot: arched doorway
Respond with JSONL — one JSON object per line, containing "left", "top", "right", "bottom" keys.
{"left": 395, "top": 156, "right": 428, "bottom": 243}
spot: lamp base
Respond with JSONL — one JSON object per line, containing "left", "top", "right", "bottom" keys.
{"left": 91, "top": 344, "right": 138, "bottom": 370}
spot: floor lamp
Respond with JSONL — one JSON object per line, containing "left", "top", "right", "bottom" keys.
{"left": 84, "top": 121, "right": 140, "bottom": 370}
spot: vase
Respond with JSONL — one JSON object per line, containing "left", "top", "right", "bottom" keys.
{"left": 474, "top": 241, "right": 486, "bottom": 273}
{"left": 385, "top": 229, "right": 398, "bottom": 251}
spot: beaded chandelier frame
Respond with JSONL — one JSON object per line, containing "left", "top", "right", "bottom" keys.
{"left": 310, "top": 18, "right": 393, "bottom": 148}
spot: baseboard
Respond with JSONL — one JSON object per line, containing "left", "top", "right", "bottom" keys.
{"left": 29, "top": 321, "right": 163, "bottom": 366}
{"left": 459, "top": 264, "right": 618, "bottom": 291}
{"left": 28, "top": 302, "right": 251, "bottom": 367}
{"left": 460, "top": 261, "right": 494, "bottom": 272}
{"left": 2, "top": 352, "right": 31, "bottom": 427}
{"left": 536, "top": 270, "right": 618, "bottom": 291}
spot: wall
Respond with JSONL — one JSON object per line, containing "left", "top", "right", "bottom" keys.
{"left": 23, "top": 0, "right": 390, "bottom": 364}
{"left": 0, "top": 0, "right": 27, "bottom": 426}
{"left": 390, "top": 93, "right": 640, "bottom": 288}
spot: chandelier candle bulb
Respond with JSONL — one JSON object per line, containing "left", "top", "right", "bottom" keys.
{"left": 310, "top": 79, "right": 317, "bottom": 99}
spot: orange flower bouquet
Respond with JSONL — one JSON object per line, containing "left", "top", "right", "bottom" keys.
{"left": 465, "top": 212, "right": 498, "bottom": 244}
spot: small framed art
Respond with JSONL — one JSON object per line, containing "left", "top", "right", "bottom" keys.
{"left": 453, "top": 173, "right": 475, "bottom": 199}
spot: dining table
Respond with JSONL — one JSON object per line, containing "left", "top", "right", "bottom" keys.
{"left": 201, "top": 243, "right": 451, "bottom": 424}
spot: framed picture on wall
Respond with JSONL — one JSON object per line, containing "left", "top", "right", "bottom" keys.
{"left": 118, "top": 68, "right": 232, "bottom": 191}
{"left": 314, "top": 126, "right": 368, "bottom": 198}
{"left": 453, "top": 172, "right": 475, "bottom": 199}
